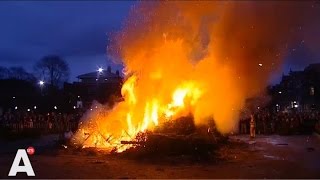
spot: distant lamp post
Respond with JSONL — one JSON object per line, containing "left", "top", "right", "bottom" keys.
{"left": 39, "top": 80, "right": 45, "bottom": 86}
{"left": 97, "top": 67, "right": 103, "bottom": 73}
{"left": 97, "top": 67, "right": 104, "bottom": 84}
{"left": 39, "top": 80, "right": 45, "bottom": 95}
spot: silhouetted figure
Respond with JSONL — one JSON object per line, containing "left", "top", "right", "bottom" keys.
{"left": 250, "top": 114, "right": 256, "bottom": 139}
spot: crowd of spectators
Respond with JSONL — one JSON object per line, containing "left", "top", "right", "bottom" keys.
{"left": 2, "top": 108, "right": 320, "bottom": 137}
{"left": 0, "top": 110, "right": 84, "bottom": 134}
{"left": 240, "top": 111, "right": 320, "bottom": 135}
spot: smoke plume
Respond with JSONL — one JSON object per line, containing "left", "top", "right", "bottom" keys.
{"left": 105, "top": 1, "right": 318, "bottom": 133}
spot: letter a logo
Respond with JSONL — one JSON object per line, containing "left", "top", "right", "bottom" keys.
{"left": 8, "top": 149, "right": 35, "bottom": 176}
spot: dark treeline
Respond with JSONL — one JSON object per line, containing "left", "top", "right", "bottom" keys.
{"left": 0, "top": 55, "right": 71, "bottom": 113}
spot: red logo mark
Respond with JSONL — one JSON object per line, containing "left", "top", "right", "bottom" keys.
{"left": 27, "top": 147, "right": 35, "bottom": 155}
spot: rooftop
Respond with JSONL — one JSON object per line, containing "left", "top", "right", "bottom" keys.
{"left": 77, "top": 69, "right": 121, "bottom": 80}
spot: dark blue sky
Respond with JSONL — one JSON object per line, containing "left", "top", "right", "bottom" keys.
{"left": 0, "top": 1, "right": 135, "bottom": 80}
{"left": 0, "top": 1, "right": 319, "bottom": 83}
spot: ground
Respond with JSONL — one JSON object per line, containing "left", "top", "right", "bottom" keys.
{"left": 0, "top": 134, "right": 319, "bottom": 179}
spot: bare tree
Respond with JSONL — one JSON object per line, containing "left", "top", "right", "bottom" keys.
{"left": 8, "top": 66, "right": 35, "bottom": 81}
{"left": 34, "top": 55, "right": 70, "bottom": 87}
{"left": 0, "top": 66, "right": 35, "bottom": 81}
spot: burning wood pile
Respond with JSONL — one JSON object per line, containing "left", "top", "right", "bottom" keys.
{"left": 71, "top": 114, "right": 228, "bottom": 158}
{"left": 122, "top": 116, "right": 228, "bottom": 156}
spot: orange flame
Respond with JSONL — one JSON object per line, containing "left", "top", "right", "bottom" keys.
{"left": 72, "top": 1, "right": 316, "bottom": 152}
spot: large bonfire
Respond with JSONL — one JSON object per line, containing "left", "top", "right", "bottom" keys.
{"left": 72, "top": 1, "right": 315, "bottom": 152}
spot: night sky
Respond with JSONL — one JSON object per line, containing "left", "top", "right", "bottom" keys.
{"left": 0, "top": 1, "right": 319, "bottom": 83}
{"left": 0, "top": 1, "right": 134, "bottom": 80}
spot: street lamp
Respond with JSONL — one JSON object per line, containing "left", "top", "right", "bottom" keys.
{"left": 97, "top": 67, "right": 104, "bottom": 84}
{"left": 39, "top": 80, "right": 45, "bottom": 95}
{"left": 39, "top": 80, "right": 44, "bottom": 86}
{"left": 97, "top": 67, "right": 103, "bottom": 73}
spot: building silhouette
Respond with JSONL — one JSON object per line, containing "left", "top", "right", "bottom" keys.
{"left": 64, "top": 66, "right": 123, "bottom": 107}
{"left": 271, "top": 63, "right": 320, "bottom": 111}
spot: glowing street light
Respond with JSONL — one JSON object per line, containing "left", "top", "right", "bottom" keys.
{"left": 39, "top": 80, "right": 45, "bottom": 95}
{"left": 39, "top": 80, "right": 45, "bottom": 86}
{"left": 54, "top": 106, "right": 57, "bottom": 110}
{"left": 97, "top": 67, "right": 103, "bottom": 73}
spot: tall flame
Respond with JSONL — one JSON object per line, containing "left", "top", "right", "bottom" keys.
{"left": 73, "top": 1, "right": 317, "bottom": 152}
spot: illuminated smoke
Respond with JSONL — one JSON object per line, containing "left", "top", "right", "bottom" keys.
{"left": 107, "top": 1, "right": 316, "bottom": 132}
{"left": 73, "top": 1, "right": 318, "bottom": 151}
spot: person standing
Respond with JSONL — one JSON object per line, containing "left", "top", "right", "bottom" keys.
{"left": 250, "top": 114, "right": 256, "bottom": 139}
